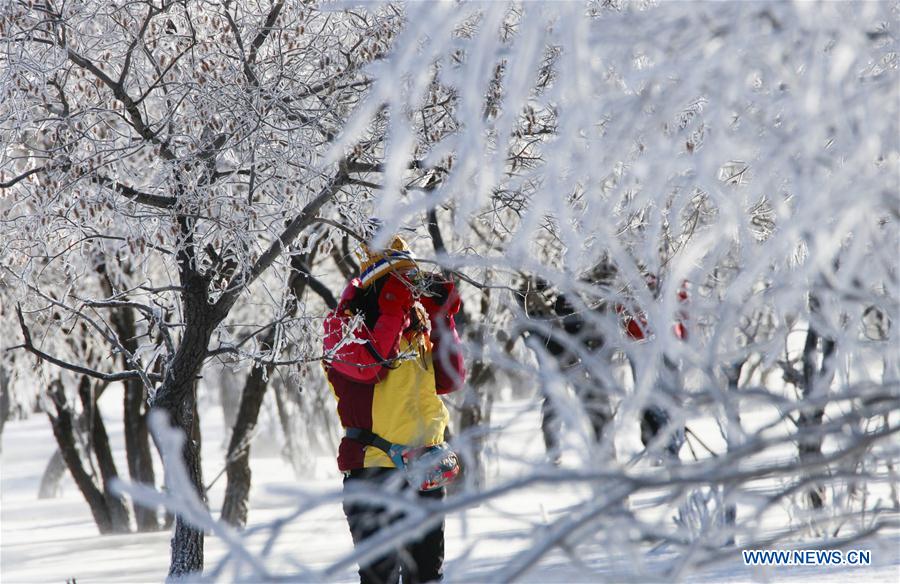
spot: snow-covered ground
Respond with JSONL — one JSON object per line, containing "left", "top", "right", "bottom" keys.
{"left": 2, "top": 385, "right": 898, "bottom": 583}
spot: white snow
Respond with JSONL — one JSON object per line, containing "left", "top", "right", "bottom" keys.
{"left": 2, "top": 384, "right": 898, "bottom": 582}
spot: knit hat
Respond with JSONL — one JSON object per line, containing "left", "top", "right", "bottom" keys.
{"left": 356, "top": 234, "right": 419, "bottom": 288}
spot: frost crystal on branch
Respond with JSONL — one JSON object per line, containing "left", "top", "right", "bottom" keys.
{"left": 1, "top": 0, "right": 898, "bottom": 581}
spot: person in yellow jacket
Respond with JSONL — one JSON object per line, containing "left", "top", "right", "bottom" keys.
{"left": 322, "top": 234, "right": 465, "bottom": 584}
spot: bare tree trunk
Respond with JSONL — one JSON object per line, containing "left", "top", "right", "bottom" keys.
{"left": 124, "top": 376, "right": 160, "bottom": 531}
{"left": 220, "top": 338, "right": 275, "bottom": 527}
{"left": 119, "top": 316, "right": 160, "bottom": 531}
{"left": 273, "top": 379, "right": 303, "bottom": 476}
{"left": 100, "top": 264, "right": 161, "bottom": 531}
{"left": 219, "top": 368, "right": 241, "bottom": 439}
{"left": 221, "top": 254, "right": 321, "bottom": 527}
{"left": 150, "top": 207, "right": 232, "bottom": 577}
{"left": 721, "top": 359, "right": 745, "bottom": 544}
{"left": 78, "top": 377, "right": 132, "bottom": 533}
{"left": 457, "top": 285, "right": 491, "bottom": 490}
{"left": 46, "top": 378, "right": 116, "bottom": 534}
{"left": 797, "top": 309, "right": 837, "bottom": 509}
{"left": 152, "top": 302, "right": 219, "bottom": 578}
{"left": 40, "top": 409, "right": 92, "bottom": 499}
{"left": 0, "top": 365, "right": 9, "bottom": 454}
{"left": 331, "top": 238, "right": 358, "bottom": 280}
{"left": 155, "top": 398, "right": 205, "bottom": 577}
{"left": 38, "top": 448, "right": 68, "bottom": 499}
{"left": 798, "top": 327, "right": 824, "bottom": 508}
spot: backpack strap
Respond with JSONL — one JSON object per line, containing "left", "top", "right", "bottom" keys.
{"left": 345, "top": 427, "right": 394, "bottom": 454}
{"left": 345, "top": 428, "right": 407, "bottom": 468}
{"left": 362, "top": 340, "right": 399, "bottom": 370}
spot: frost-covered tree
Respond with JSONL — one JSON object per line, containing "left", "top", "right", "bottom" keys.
{"left": 3, "top": 0, "right": 898, "bottom": 581}
{"left": 1, "top": 0, "right": 407, "bottom": 576}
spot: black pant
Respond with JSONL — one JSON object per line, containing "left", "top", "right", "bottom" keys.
{"left": 343, "top": 467, "right": 445, "bottom": 584}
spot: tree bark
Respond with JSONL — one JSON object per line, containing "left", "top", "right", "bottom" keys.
{"left": 78, "top": 377, "right": 132, "bottom": 533}
{"left": 40, "top": 409, "right": 92, "bottom": 499}
{"left": 0, "top": 365, "right": 9, "bottom": 454}
{"left": 331, "top": 239, "right": 357, "bottom": 281}
{"left": 124, "top": 376, "right": 160, "bottom": 531}
{"left": 138, "top": 199, "right": 215, "bottom": 575}
{"left": 273, "top": 378, "right": 302, "bottom": 476}
{"left": 151, "top": 208, "right": 228, "bottom": 577}
{"left": 220, "top": 334, "right": 274, "bottom": 527}
{"left": 38, "top": 448, "right": 68, "bottom": 499}
{"left": 117, "top": 309, "right": 161, "bottom": 531}
{"left": 457, "top": 285, "right": 491, "bottom": 490}
{"left": 46, "top": 378, "right": 116, "bottom": 534}
{"left": 721, "top": 359, "right": 745, "bottom": 544}
{"left": 100, "top": 265, "right": 161, "bottom": 531}
{"left": 152, "top": 289, "right": 220, "bottom": 578}
{"left": 797, "top": 310, "right": 837, "bottom": 509}
{"left": 219, "top": 368, "right": 241, "bottom": 437}
{"left": 221, "top": 254, "right": 317, "bottom": 527}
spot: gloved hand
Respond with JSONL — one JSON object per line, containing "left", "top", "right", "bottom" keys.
{"left": 338, "top": 279, "right": 360, "bottom": 309}
{"left": 421, "top": 279, "right": 461, "bottom": 317}
{"left": 378, "top": 273, "right": 414, "bottom": 316}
